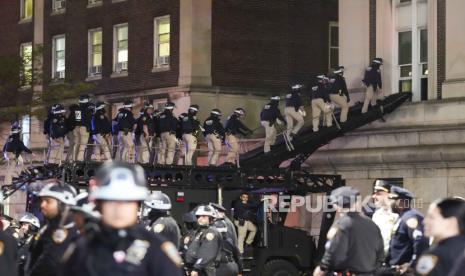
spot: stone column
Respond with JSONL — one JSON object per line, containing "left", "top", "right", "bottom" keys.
{"left": 178, "top": 0, "right": 212, "bottom": 87}
{"left": 427, "top": 0, "right": 438, "bottom": 100}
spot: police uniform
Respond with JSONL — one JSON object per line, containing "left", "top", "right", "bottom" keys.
{"left": 448, "top": 248, "right": 465, "bottom": 276}
{"left": 328, "top": 67, "right": 350, "bottom": 123}
{"left": 49, "top": 107, "right": 68, "bottom": 165}
{"left": 114, "top": 105, "right": 137, "bottom": 163}
{"left": 0, "top": 230, "right": 18, "bottom": 276}
{"left": 151, "top": 110, "right": 161, "bottom": 165}
{"left": 209, "top": 203, "right": 238, "bottom": 246}
{"left": 260, "top": 97, "right": 285, "bottom": 153}
{"left": 111, "top": 108, "right": 123, "bottom": 160}
{"left": 136, "top": 107, "right": 155, "bottom": 164}
{"left": 362, "top": 58, "right": 383, "bottom": 114}
{"left": 203, "top": 110, "right": 225, "bottom": 166}
{"left": 224, "top": 108, "right": 252, "bottom": 164}
{"left": 70, "top": 96, "right": 93, "bottom": 161}
{"left": 180, "top": 212, "right": 198, "bottom": 259}
{"left": 319, "top": 187, "right": 385, "bottom": 275}
{"left": 415, "top": 235, "right": 465, "bottom": 276}
{"left": 61, "top": 224, "right": 183, "bottom": 276}
{"left": 158, "top": 104, "right": 178, "bottom": 165}
{"left": 150, "top": 216, "right": 181, "bottom": 249}
{"left": 3, "top": 127, "right": 32, "bottom": 184}
{"left": 213, "top": 220, "right": 242, "bottom": 276}
{"left": 285, "top": 85, "right": 305, "bottom": 138}
{"left": 92, "top": 103, "right": 112, "bottom": 161}
{"left": 185, "top": 225, "right": 222, "bottom": 276}
{"left": 182, "top": 105, "right": 201, "bottom": 166}
{"left": 311, "top": 77, "right": 332, "bottom": 132}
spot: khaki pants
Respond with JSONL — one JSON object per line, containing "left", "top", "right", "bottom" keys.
{"left": 362, "top": 85, "right": 378, "bottom": 113}
{"left": 4, "top": 152, "right": 24, "bottom": 184}
{"left": 206, "top": 134, "right": 222, "bottom": 166}
{"left": 95, "top": 134, "right": 112, "bottom": 161}
{"left": 49, "top": 137, "right": 65, "bottom": 164}
{"left": 160, "top": 132, "right": 177, "bottom": 165}
{"left": 329, "top": 94, "right": 349, "bottom": 123}
{"left": 119, "top": 131, "right": 135, "bottom": 163}
{"left": 137, "top": 135, "right": 151, "bottom": 164}
{"left": 182, "top": 134, "right": 197, "bottom": 165}
{"left": 311, "top": 98, "right": 332, "bottom": 132}
{"left": 234, "top": 220, "right": 257, "bottom": 253}
{"left": 154, "top": 137, "right": 162, "bottom": 165}
{"left": 284, "top": 106, "right": 304, "bottom": 136}
{"left": 225, "top": 134, "right": 239, "bottom": 164}
{"left": 261, "top": 121, "right": 276, "bottom": 153}
{"left": 73, "top": 126, "right": 89, "bottom": 161}
{"left": 65, "top": 132, "right": 74, "bottom": 161}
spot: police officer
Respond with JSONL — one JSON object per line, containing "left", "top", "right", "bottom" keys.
{"left": 157, "top": 102, "right": 178, "bottom": 165}
{"left": 49, "top": 104, "right": 67, "bottom": 165}
{"left": 180, "top": 212, "right": 198, "bottom": 258}
{"left": 371, "top": 179, "right": 399, "bottom": 255}
{"left": 61, "top": 162, "right": 183, "bottom": 276}
{"left": 25, "top": 180, "right": 78, "bottom": 276}
{"left": 143, "top": 191, "right": 181, "bottom": 248}
{"left": 17, "top": 213, "right": 40, "bottom": 276}
{"left": 362, "top": 58, "right": 383, "bottom": 113}
{"left": 136, "top": 103, "right": 155, "bottom": 164}
{"left": 260, "top": 96, "right": 286, "bottom": 153}
{"left": 209, "top": 203, "right": 237, "bottom": 246}
{"left": 311, "top": 75, "right": 332, "bottom": 132}
{"left": 224, "top": 108, "right": 252, "bottom": 165}
{"left": 69, "top": 95, "right": 93, "bottom": 161}
{"left": 313, "top": 186, "right": 384, "bottom": 276}
{"left": 285, "top": 84, "right": 305, "bottom": 139}
{"left": 213, "top": 220, "right": 243, "bottom": 276}
{"left": 3, "top": 125, "right": 33, "bottom": 184}
{"left": 114, "top": 100, "right": 137, "bottom": 162}
{"left": 328, "top": 66, "right": 350, "bottom": 123}
{"left": 387, "top": 186, "right": 429, "bottom": 273}
{"left": 204, "top": 109, "right": 225, "bottom": 166}
{"left": 181, "top": 104, "right": 201, "bottom": 166}
{"left": 92, "top": 101, "right": 112, "bottom": 161}
{"left": 151, "top": 109, "right": 162, "bottom": 165}
{"left": 415, "top": 198, "right": 465, "bottom": 276}
{"left": 70, "top": 192, "right": 100, "bottom": 235}
{"left": 0, "top": 191, "right": 18, "bottom": 276}
{"left": 185, "top": 205, "right": 222, "bottom": 276}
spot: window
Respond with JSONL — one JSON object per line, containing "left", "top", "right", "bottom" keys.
{"left": 88, "top": 29, "right": 102, "bottom": 77}
{"left": 52, "top": 35, "right": 66, "bottom": 80}
{"left": 52, "top": 0, "right": 66, "bottom": 12}
{"left": 328, "top": 22, "right": 339, "bottom": 70}
{"left": 113, "top": 24, "right": 128, "bottom": 73}
{"left": 154, "top": 16, "right": 170, "bottom": 68}
{"left": 88, "top": 0, "right": 102, "bottom": 6}
{"left": 420, "top": 29, "right": 428, "bottom": 76}
{"left": 20, "top": 43, "right": 33, "bottom": 87}
{"left": 398, "top": 31, "right": 412, "bottom": 93}
{"left": 20, "top": 0, "right": 33, "bottom": 20}
{"left": 21, "top": 115, "right": 31, "bottom": 147}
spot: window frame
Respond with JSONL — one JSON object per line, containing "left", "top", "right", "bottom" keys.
{"left": 397, "top": 30, "right": 412, "bottom": 93}
{"left": 20, "top": 0, "right": 33, "bottom": 20}
{"left": 52, "top": 34, "right": 66, "bottom": 80}
{"left": 88, "top": 28, "right": 103, "bottom": 78}
{"left": 113, "top": 23, "right": 129, "bottom": 74}
{"left": 328, "top": 21, "right": 339, "bottom": 71}
{"left": 20, "top": 42, "right": 33, "bottom": 88}
{"left": 52, "top": 0, "right": 66, "bottom": 13}
{"left": 153, "top": 15, "right": 171, "bottom": 69}
{"left": 20, "top": 115, "right": 31, "bottom": 148}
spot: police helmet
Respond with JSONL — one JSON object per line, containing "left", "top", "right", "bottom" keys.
{"left": 164, "top": 102, "right": 176, "bottom": 110}
{"left": 189, "top": 104, "right": 199, "bottom": 113}
{"left": 11, "top": 126, "right": 22, "bottom": 134}
{"left": 53, "top": 104, "right": 66, "bottom": 115}
{"left": 317, "top": 75, "right": 328, "bottom": 82}
{"left": 373, "top": 58, "right": 383, "bottom": 65}
{"left": 71, "top": 192, "right": 101, "bottom": 219}
{"left": 92, "top": 161, "right": 149, "bottom": 201}
{"left": 234, "top": 108, "right": 245, "bottom": 116}
{"left": 270, "top": 96, "right": 280, "bottom": 101}
{"left": 153, "top": 109, "right": 161, "bottom": 117}
{"left": 291, "top": 84, "right": 303, "bottom": 90}
{"left": 38, "top": 181, "right": 77, "bottom": 206}
{"left": 19, "top": 213, "right": 40, "bottom": 229}
{"left": 123, "top": 100, "right": 134, "bottom": 108}
{"left": 79, "top": 94, "right": 91, "bottom": 104}
{"left": 195, "top": 205, "right": 217, "bottom": 218}
{"left": 211, "top": 109, "right": 222, "bottom": 117}
{"left": 178, "top": 113, "right": 188, "bottom": 120}
{"left": 95, "top": 101, "right": 106, "bottom": 111}
{"left": 144, "top": 191, "right": 172, "bottom": 211}
{"left": 334, "top": 66, "right": 345, "bottom": 75}
{"left": 209, "top": 202, "right": 226, "bottom": 213}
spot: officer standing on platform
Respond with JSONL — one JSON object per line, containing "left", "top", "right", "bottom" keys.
{"left": 328, "top": 66, "right": 350, "bottom": 124}
{"left": 25, "top": 181, "right": 78, "bottom": 276}
{"left": 61, "top": 162, "right": 183, "bottom": 276}
{"left": 3, "top": 125, "right": 33, "bottom": 184}
{"left": 0, "top": 191, "right": 18, "bottom": 276}
{"left": 204, "top": 109, "right": 225, "bottom": 166}
{"left": 49, "top": 104, "right": 67, "bottom": 165}
{"left": 136, "top": 102, "right": 155, "bottom": 164}
{"left": 260, "top": 96, "right": 286, "bottom": 153}
{"left": 158, "top": 102, "right": 178, "bottom": 165}
{"left": 70, "top": 95, "right": 93, "bottom": 161}
{"left": 151, "top": 109, "right": 161, "bottom": 165}
{"left": 143, "top": 191, "right": 181, "bottom": 248}
{"left": 311, "top": 75, "right": 332, "bottom": 132}
{"left": 387, "top": 186, "right": 429, "bottom": 274}
{"left": 415, "top": 198, "right": 465, "bottom": 276}
{"left": 182, "top": 104, "right": 201, "bottom": 166}
{"left": 224, "top": 108, "right": 253, "bottom": 165}
{"left": 285, "top": 84, "right": 305, "bottom": 140}
{"left": 185, "top": 205, "right": 222, "bottom": 276}
{"left": 362, "top": 58, "right": 383, "bottom": 113}
{"left": 313, "top": 186, "right": 384, "bottom": 276}
{"left": 92, "top": 101, "right": 112, "bottom": 161}
{"left": 114, "top": 100, "right": 137, "bottom": 162}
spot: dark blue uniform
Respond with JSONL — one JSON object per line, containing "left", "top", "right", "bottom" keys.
{"left": 311, "top": 84, "right": 331, "bottom": 102}
{"left": 204, "top": 116, "right": 225, "bottom": 138}
{"left": 115, "top": 109, "right": 136, "bottom": 133}
{"left": 92, "top": 110, "right": 111, "bottom": 135}
{"left": 50, "top": 115, "right": 67, "bottom": 139}
{"left": 285, "top": 90, "right": 303, "bottom": 111}
{"left": 224, "top": 114, "right": 251, "bottom": 136}
{"left": 181, "top": 115, "right": 201, "bottom": 136}
{"left": 185, "top": 225, "right": 222, "bottom": 276}
{"left": 136, "top": 113, "right": 155, "bottom": 137}
{"left": 362, "top": 66, "right": 382, "bottom": 91}
{"left": 328, "top": 75, "right": 350, "bottom": 101}
{"left": 260, "top": 102, "right": 285, "bottom": 125}
{"left": 68, "top": 103, "right": 92, "bottom": 131}
{"left": 3, "top": 134, "right": 32, "bottom": 157}
{"left": 43, "top": 113, "right": 52, "bottom": 136}
{"left": 158, "top": 111, "right": 178, "bottom": 134}
{"left": 65, "top": 105, "right": 79, "bottom": 134}
{"left": 388, "top": 209, "right": 429, "bottom": 266}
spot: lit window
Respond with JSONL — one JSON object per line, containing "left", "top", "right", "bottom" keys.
{"left": 52, "top": 0, "right": 66, "bottom": 12}
{"left": 113, "top": 24, "right": 128, "bottom": 73}
{"left": 328, "top": 22, "right": 339, "bottom": 70}
{"left": 398, "top": 31, "right": 412, "bottom": 93}
{"left": 20, "top": 43, "right": 33, "bottom": 87}
{"left": 21, "top": 115, "right": 31, "bottom": 147}
{"left": 88, "top": 29, "right": 102, "bottom": 77}
{"left": 21, "top": 0, "right": 33, "bottom": 20}
{"left": 52, "top": 35, "right": 66, "bottom": 80}
{"left": 154, "top": 16, "right": 170, "bottom": 67}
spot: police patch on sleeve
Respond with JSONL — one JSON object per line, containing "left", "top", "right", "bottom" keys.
{"left": 416, "top": 254, "right": 437, "bottom": 275}
{"left": 326, "top": 227, "right": 338, "bottom": 240}
{"left": 406, "top": 217, "right": 419, "bottom": 229}
{"left": 153, "top": 224, "right": 165, "bottom": 233}
{"left": 205, "top": 232, "right": 215, "bottom": 241}
{"left": 184, "top": 236, "right": 190, "bottom": 245}
{"left": 52, "top": 228, "right": 68, "bottom": 244}
{"left": 161, "top": 241, "right": 183, "bottom": 267}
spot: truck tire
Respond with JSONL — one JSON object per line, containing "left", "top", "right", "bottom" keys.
{"left": 262, "top": 259, "right": 299, "bottom": 276}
